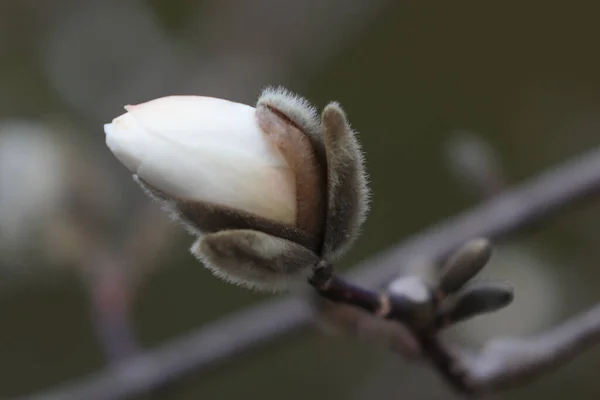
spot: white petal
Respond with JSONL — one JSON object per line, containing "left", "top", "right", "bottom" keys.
{"left": 125, "top": 96, "right": 287, "bottom": 168}
{"left": 138, "top": 140, "right": 296, "bottom": 224}
{"left": 104, "top": 96, "right": 297, "bottom": 225}
{"left": 104, "top": 112, "right": 149, "bottom": 172}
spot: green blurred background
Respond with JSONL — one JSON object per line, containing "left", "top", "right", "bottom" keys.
{"left": 2, "top": 1, "right": 600, "bottom": 398}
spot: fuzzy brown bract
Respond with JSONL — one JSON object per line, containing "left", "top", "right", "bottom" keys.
{"left": 196, "top": 229, "right": 320, "bottom": 291}
{"left": 320, "top": 102, "right": 369, "bottom": 260}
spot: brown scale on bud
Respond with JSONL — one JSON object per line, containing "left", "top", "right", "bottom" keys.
{"left": 256, "top": 104, "right": 326, "bottom": 240}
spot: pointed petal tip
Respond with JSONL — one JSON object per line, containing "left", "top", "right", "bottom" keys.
{"left": 103, "top": 123, "right": 113, "bottom": 136}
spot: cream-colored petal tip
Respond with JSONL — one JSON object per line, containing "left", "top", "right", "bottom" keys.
{"left": 103, "top": 123, "right": 114, "bottom": 136}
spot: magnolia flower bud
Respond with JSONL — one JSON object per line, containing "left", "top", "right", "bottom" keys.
{"left": 105, "top": 87, "right": 369, "bottom": 291}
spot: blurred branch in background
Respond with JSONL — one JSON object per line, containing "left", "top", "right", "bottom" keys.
{"left": 458, "top": 304, "right": 600, "bottom": 391}
{"left": 25, "top": 146, "right": 600, "bottom": 399}
{"left": 78, "top": 204, "right": 178, "bottom": 363}
{"left": 49, "top": 139, "right": 179, "bottom": 365}
{"left": 0, "top": 119, "right": 178, "bottom": 366}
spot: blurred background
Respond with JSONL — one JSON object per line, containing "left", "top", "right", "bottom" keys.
{"left": 2, "top": 0, "right": 600, "bottom": 398}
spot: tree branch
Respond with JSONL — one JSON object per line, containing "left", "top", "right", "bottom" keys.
{"left": 460, "top": 302, "right": 600, "bottom": 392}
{"left": 25, "top": 147, "right": 600, "bottom": 399}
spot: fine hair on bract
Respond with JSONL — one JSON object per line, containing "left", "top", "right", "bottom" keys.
{"left": 134, "top": 87, "right": 370, "bottom": 291}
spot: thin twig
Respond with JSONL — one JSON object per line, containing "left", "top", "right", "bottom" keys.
{"left": 87, "top": 265, "right": 140, "bottom": 363}
{"left": 417, "top": 336, "right": 472, "bottom": 393}
{"left": 461, "top": 302, "right": 600, "bottom": 392}
{"left": 25, "top": 147, "right": 600, "bottom": 400}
